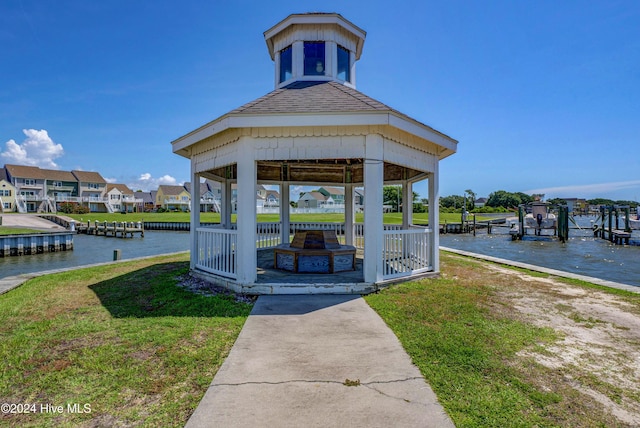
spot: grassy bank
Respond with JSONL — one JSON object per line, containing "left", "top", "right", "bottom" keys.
{"left": 0, "top": 227, "right": 43, "bottom": 235}
{"left": 0, "top": 253, "right": 252, "bottom": 427}
{"left": 366, "top": 252, "right": 640, "bottom": 427}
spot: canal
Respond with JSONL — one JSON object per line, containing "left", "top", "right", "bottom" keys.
{"left": 0, "top": 231, "right": 190, "bottom": 279}
{"left": 2, "top": 216, "right": 638, "bottom": 288}
{"left": 440, "top": 215, "right": 640, "bottom": 288}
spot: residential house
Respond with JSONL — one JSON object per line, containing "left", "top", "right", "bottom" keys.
{"left": 297, "top": 187, "right": 345, "bottom": 209}
{"left": 354, "top": 188, "right": 364, "bottom": 212}
{"left": 0, "top": 168, "right": 16, "bottom": 213}
{"left": 317, "top": 187, "right": 344, "bottom": 206}
{"left": 136, "top": 190, "right": 155, "bottom": 212}
{"left": 72, "top": 170, "right": 108, "bottom": 212}
{"left": 106, "top": 183, "right": 141, "bottom": 213}
{"left": 297, "top": 191, "right": 328, "bottom": 209}
{"left": 474, "top": 197, "right": 487, "bottom": 208}
{"left": 264, "top": 189, "right": 280, "bottom": 207}
{"left": 4, "top": 164, "right": 47, "bottom": 212}
{"left": 184, "top": 181, "right": 219, "bottom": 212}
{"left": 156, "top": 185, "right": 191, "bottom": 211}
{"left": 42, "top": 168, "right": 79, "bottom": 212}
{"left": 563, "top": 198, "right": 588, "bottom": 214}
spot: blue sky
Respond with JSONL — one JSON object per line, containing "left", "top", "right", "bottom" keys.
{"left": 1, "top": 0, "right": 639, "bottom": 201}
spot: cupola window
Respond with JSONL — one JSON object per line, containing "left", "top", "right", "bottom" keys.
{"left": 279, "top": 45, "right": 292, "bottom": 83}
{"left": 337, "top": 45, "right": 350, "bottom": 82}
{"left": 304, "top": 41, "right": 325, "bottom": 76}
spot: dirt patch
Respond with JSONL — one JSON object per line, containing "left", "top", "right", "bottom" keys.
{"left": 481, "top": 262, "right": 640, "bottom": 426}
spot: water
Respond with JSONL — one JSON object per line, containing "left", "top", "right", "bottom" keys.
{"left": 440, "top": 215, "right": 640, "bottom": 288}
{"left": 2, "top": 217, "right": 638, "bottom": 288}
{"left": 0, "top": 231, "right": 190, "bottom": 279}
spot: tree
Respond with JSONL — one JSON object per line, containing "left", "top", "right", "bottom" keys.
{"left": 486, "top": 190, "right": 523, "bottom": 209}
{"left": 382, "top": 186, "right": 418, "bottom": 212}
{"left": 440, "top": 195, "right": 464, "bottom": 209}
{"left": 464, "top": 189, "right": 476, "bottom": 206}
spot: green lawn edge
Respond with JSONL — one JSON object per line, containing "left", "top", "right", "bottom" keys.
{"left": 0, "top": 253, "right": 252, "bottom": 427}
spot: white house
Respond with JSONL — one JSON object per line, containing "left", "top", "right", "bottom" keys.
{"left": 171, "top": 12, "right": 457, "bottom": 294}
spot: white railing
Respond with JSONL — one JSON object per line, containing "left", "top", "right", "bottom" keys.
{"left": 291, "top": 222, "right": 345, "bottom": 242}
{"left": 353, "top": 223, "right": 404, "bottom": 249}
{"left": 195, "top": 223, "right": 432, "bottom": 282}
{"left": 382, "top": 228, "right": 432, "bottom": 280}
{"left": 15, "top": 195, "right": 28, "bottom": 213}
{"left": 196, "top": 227, "right": 237, "bottom": 279}
{"left": 122, "top": 196, "right": 144, "bottom": 203}
{"left": 256, "top": 222, "right": 281, "bottom": 248}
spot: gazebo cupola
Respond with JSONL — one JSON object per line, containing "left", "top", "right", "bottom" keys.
{"left": 264, "top": 13, "right": 366, "bottom": 89}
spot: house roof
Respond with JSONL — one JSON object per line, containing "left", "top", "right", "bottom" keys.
{"left": 0, "top": 167, "right": 9, "bottom": 182}
{"left": 183, "top": 182, "right": 209, "bottom": 195}
{"left": 41, "top": 168, "right": 77, "bottom": 182}
{"left": 320, "top": 186, "right": 344, "bottom": 195}
{"left": 172, "top": 81, "right": 458, "bottom": 158}
{"left": 159, "top": 185, "right": 188, "bottom": 195}
{"left": 72, "top": 170, "right": 106, "bottom": 184}
{"left": 299, "top": 191, "right": 327, "bottom": 202}
{"left": 5, "top": 164, "right": 47, "bottom": 179}
{"left": 106, "top": 183, "right": 134, "bottom": 194}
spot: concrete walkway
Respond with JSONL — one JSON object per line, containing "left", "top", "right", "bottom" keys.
{"left": 0, "top": 214, "right": 66, "bottom": 229}
{"left": 186, "top": 295, "right": 453, "bottom": 428}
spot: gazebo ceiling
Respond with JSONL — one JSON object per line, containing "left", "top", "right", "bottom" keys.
{"left": 200, "top": 159, "right": 427, "bottom": 185}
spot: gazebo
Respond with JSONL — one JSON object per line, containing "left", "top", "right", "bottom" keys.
{"left": 171, "top": 12, "right": 457, "bottom": 294}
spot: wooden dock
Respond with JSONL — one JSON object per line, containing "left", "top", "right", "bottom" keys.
{"left": 75, "top": 220, "right": 144, "bottom": 238}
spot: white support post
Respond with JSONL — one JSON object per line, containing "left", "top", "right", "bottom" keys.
{"left": 402, "top": 180, "right": 413, "bottom": 229}
{"left": 236, "top": 138, "right": 257, "bottom": 285}
{"left": 428, "top": 166, "right": 440, "bottom": 272}
{"left": 221, "top": 178, "right": 232, "bottom": 228}
{"left": 345, "top": 184, "right": 354, "bottom": 245}
{"left": 364, "top": 134, "right": 384, "bottom": 284}
{"left": 280, "top": 182, "right": 290, "bottom": 244}
{"left": 189, "top": 163, "right": 201, "bottom": 270}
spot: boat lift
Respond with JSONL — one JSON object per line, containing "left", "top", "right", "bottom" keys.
{"left": 511, "top": 203, "right": 570, "bottom": 243}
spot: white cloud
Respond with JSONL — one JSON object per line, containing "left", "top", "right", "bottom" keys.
{"left": 1, "top": 129, "right": 64, "bottom": 168}
{"left": 524, "top": 180, "right": 640, "bottom": 199}
{"left": 125, "top": 172, "right": 178, "bottom": 191}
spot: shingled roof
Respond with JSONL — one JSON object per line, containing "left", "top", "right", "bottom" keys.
{"left": 231, "top": 80, "right": 401, "bottom": 115}
{"left": 72, "top": 170, "right": 107, "bottom": 184}
{"left": 173, "top": 81, "right": 457, "bottom": 158}
{"left": 5, "top": 164, "right": 47, "bottom": 180}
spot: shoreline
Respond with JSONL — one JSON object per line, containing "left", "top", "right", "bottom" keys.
{"left": 440, "top": 246, "right": 640, "bottom": 294}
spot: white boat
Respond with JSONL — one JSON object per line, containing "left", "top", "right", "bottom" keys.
{"left": 621, "top": 214, "right": 640, "bottom": 230}
{"left": 524, "top": 202, "right": 557, "bottom": 229}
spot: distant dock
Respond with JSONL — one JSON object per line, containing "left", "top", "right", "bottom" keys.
{"left": 75, "top": 220, "right": 144, "bottom": 238}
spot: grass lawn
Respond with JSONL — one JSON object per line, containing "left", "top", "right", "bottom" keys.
{"left": 365, "top": 252, "right": 640, "bottom": 427}
{"left": 0, "top": 227, "right": 44, "bottom": 235}
{"left": 0, "top": 253, "right": 252, "bottom": 427}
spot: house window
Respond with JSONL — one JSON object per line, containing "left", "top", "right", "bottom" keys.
{"left": 89, "top": 183, "right": 99, "bottom": 189}
{"left": 337, "top": 45, "right": 350, "bottom": 82}
{"left": 24, "top": 179, "right": 35, "bottom": 186}
{"left": 279, "top": 45, "right": 292, "bottom": 83}
{"left": 53, "top": 181, "right": 62, "bottom": 187}
{"left": 304, "top": 41, "right": 325, "bottom": 76}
